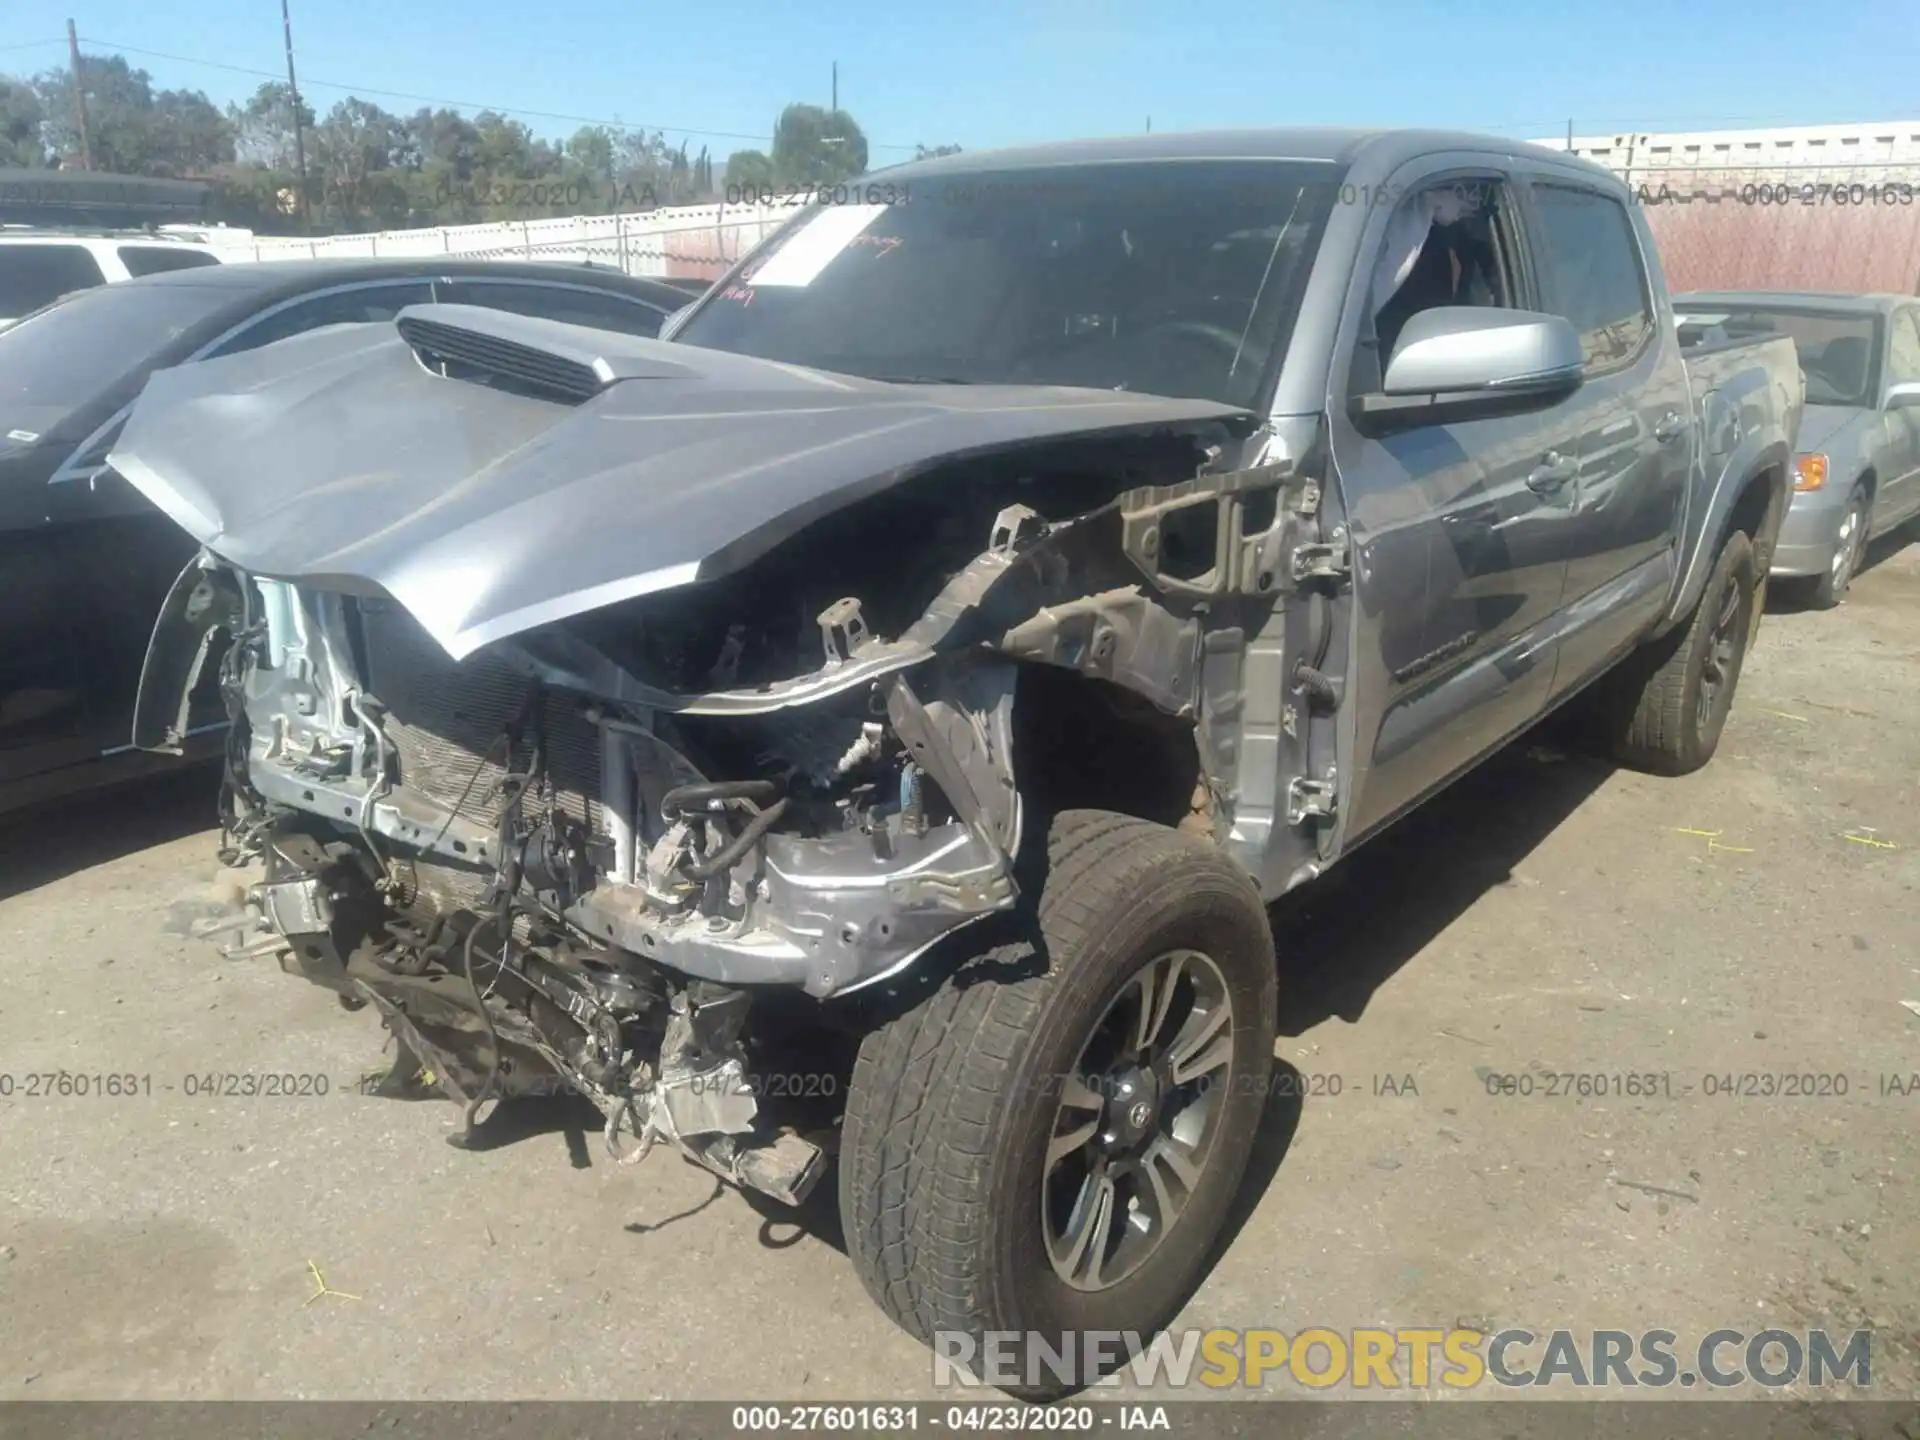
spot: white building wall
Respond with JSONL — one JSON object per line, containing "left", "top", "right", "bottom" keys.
{"left": 1532, "top": 120, "right": 1920, "bottom": 183}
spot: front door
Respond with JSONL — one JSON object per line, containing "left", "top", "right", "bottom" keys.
{"left": 1328, "top": 168, "right": 1605, "bottom": 842}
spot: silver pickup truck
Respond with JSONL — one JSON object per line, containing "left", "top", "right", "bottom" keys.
{"left": 113, "top": 128, "right": 1799, "bottom": 1388}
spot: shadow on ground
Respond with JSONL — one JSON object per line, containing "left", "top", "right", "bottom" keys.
{"left": 1268, "top": 733, "right": 1615, "bottom": 1037}
{"left": 0, "top": 763, "right": 221, "bottom": 904}
{"left": 456, "top": 1092, "right": 606, "bottom": 1169}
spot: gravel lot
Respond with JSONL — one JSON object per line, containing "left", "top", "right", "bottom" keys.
{"left": 3, "top": 539, "right": 1917, "bottom": 1403}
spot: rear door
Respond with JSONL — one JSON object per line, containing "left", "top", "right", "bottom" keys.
{"left": 0, "top": 434, "right": 93, "bottom": 782}
{"left": 8, "top": 284, "right": 221, "bottom": 781}
{"left": 1878, "top": 306, "right": 1920, "bottom": 526}
{"left": 1327, "top": 159, "right": 1602, "bottom": 842}
{"left": 1519, "top": 176, "right": 1692, "bottom": 698}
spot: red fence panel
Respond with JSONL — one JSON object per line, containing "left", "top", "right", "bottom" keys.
{"left": 1637, "top": 177, "right": 1920, "bottom": 294}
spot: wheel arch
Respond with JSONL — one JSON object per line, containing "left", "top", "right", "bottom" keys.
{"left": 1010, "top": 662, "right": 1213, "bottom": 841}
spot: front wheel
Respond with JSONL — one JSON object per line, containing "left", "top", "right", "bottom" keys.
{"left": 1603, "top": 529, "right": 1757, "bottom": 775}
{"left": 839, "top": 810, "right": 1277, "bottom": 1394}
{"left": 1805, "top": 486, "right": 1870, "bottom": 609}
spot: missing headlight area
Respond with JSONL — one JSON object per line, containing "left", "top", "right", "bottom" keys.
{"left": 161, "top": 424, "right": 1303, "bottom": 1208}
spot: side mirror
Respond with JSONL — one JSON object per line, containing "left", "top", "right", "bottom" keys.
{"left": 1884, "top": 381, "right": 1920, "bottom": 409}
{"left": 1385, "top": 307, "right": 1584, "bottom": 396}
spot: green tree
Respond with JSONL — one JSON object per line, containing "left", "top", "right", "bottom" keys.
{"left": 228, "top": 82, "right": 314, "bottom": 171}
{"left": 564, "top": 124, "right": 617, "bottom": 187}
{"left": 0, "top": 78, "right": 48, "bottom": 167}
{"left": 311, "top": 96, "right": 409, "bottom": 227}
{"left": 724, "top": 148, "right": 776, "bottom": 192}
{"left": 770, "top": 103, "right": 867, "bottom": 185}
{"left": 914, "top": 143, "right": 962, "bottom": 160}
{"left": 398, "top": 106, "right": 484, "bottom": 222}
{"left": 32, "top": 54, "right": 232, "bottom": 175}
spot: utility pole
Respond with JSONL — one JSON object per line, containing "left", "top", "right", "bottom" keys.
{"left": 282, "top": 0, "right": 311, "bottom": 227}
{"left": 1146, "top": 116, "right": 1152, "bottom": 133}
{"left": 831, "top": 60, "right": 838, "bottom": 114}
{"left": 66, "top": 19, "right": 93, "bottom": 170}
{"left": 1567, "top": 118, "right": 1574, "bottom": 152}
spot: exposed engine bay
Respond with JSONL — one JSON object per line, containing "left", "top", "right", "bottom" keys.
{"left": 116, "top": 305, "right": 1345, "bottom": 1208}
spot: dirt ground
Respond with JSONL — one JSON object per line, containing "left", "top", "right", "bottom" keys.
{"left": 2, "top": 539, "right": 1917, "bottom": 1404}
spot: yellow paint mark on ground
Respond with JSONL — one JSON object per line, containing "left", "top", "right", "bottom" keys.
{"left": 302, "top": 1259, "right": 360, "bottom": 1307}
{"left": 1673, "top": 828, "right": 1752, "bottom": 855}
{"left": 1842, "top": 830, "right": 1898, "bottom": 850}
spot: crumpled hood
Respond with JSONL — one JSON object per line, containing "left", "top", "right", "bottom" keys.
{"left": 110, "top": 303, "right": 1249, "bottom": 660}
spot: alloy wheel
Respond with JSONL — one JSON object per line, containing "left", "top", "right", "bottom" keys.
{"left": 1695, "top": 572, "right": 1747, "bottom": 731}
{"left": 1042, "top": 949, "right": 1235, "bottom": 1292}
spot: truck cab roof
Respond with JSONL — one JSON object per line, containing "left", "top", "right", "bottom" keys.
{"left": 875, "top": 126, "right": 1626, "bottom": 190}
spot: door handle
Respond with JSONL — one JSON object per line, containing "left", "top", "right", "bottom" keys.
{"left": 1653, "top": 411, "right": 1688, "bottom": 444}
{"left": 1526, "top": 451, "right": 1578, "bottom": 495}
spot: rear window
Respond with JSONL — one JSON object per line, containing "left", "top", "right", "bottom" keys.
{"left": 118, "top": 245, "right": 221, "bottom": 278}
{"left": 1674, "top": 307, "right": 1880, "bottom": 406}
{"left": 436, "top": 278, "right": 668, "bottom": 337}
{"left": 0, "top": 243, "right": 107, "bottom": 318}
{"left": 1527, "top": 185, "right": 1655, "bottom": 371}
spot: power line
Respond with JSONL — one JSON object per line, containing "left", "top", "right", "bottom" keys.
{"left": 0, "top": 37, "right": 68, "bottom": 54}
{"left": 83, "top": 36, "right": 921, "bottom": 152}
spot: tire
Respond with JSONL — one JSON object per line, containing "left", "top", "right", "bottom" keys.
{"left": 840, "top": 809, "right": 1277, "bottom": 1395}
{"left": 1604, "top": 529, "right": 1757, "bottom": 776}
{"left": 1805, "top": 486, "right": 1870, "bottom": 609}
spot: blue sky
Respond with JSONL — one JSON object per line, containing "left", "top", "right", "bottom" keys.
{"left": 5, "top": 0, "right": 1917, "bottom": 163}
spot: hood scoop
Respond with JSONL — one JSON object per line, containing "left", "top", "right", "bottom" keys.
{"left": 396, "top": 302, "right": 698, "bottom": 404}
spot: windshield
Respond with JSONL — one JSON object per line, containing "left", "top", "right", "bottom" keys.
{"left": 1675, "top": 305, "right": 1880, "bottom": 407}
{"left": 0, "top": 281, "right": 226, "bottom": 441}
{"left": 676, "top": 160, "right": 1343, "bottom": 408}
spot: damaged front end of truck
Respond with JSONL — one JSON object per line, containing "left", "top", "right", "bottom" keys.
{"left": 113, "top": 304, "right": 1333, "bottom": 1209}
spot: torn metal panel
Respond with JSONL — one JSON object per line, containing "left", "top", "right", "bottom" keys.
{"left": 1116, "top": 458, "right": 1298, "bottom": 598}
{"left": 571, "top": 816, "right": 1015, "bottom": 998}
{"left": 884, "top": 660, "right": 1020, "bottom": 855}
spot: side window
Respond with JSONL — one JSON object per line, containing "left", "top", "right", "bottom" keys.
{"left": 212, "top": 281, "right": 435, "bottom": 355}
{"left": 117, "top": 246, "right": 220, "bottom": 278}
{"left": 0, "top": 244, "right": 107, "bottom": 317}
{"left": 1885, "top": 309, "right": 1920, "bottom": 387}
{"left": 1358, "top": 177, "right": 1517, "bottom": 388}
{"left": 438, "top": 280, "right": 667, "bottom": 338}
{"left": 1527, "top": 184, "right": 1653, "bottom": 371}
